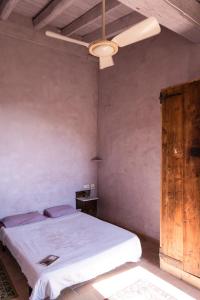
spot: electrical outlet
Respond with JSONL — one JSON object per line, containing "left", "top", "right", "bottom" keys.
{"left": 91, "top": 183, "right": 95, "bottom": 189}
{"left": 83, "top": 184, "right": 90, "bottom": 189}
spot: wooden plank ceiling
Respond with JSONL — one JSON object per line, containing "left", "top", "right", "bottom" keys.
{"left": 1, "top": 0, "right": 133, "bottom": 41}
{"left": 0, "top": 0, "right": 200, "bottom": 43}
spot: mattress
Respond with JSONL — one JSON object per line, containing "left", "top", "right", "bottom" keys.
{"left": 1, "top": 212, "right": 142, "bottom": 300}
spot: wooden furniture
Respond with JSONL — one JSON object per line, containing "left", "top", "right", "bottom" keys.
{"left": 76, "top": 197, "right": 98, "bottom": 216}
{"left": 76, "top": 190, "right": 98, "bottom": 216}
{"left": 160, "top": 79, "right": 200, "bottom": 289}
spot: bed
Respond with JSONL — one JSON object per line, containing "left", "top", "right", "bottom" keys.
{"left": 0, "top": 211, "right": 142, "bottom": 300}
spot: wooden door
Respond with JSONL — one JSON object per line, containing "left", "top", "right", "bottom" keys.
{"left": 183, "top": 81, "right": 200, "bottom": 277}
{"left": 161, "top": 90, "right": 184, "bottom": 262}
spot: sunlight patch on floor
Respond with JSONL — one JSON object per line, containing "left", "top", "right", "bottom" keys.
{"left": 92, "top": 266, "right": 196, "bottom": 300}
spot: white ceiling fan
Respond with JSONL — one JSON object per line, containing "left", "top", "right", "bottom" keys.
{"left": 46, "top": 0, "right": 161, "bottom": 70}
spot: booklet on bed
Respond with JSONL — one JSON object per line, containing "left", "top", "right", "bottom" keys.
{"left": 39, "top": 255, "right": 59, "bottom": 266}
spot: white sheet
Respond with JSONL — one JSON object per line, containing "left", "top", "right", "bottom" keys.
{"left": 1, "top": 212, "right": 142, "bottom": 300}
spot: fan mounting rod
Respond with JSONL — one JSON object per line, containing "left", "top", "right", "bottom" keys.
{"left": 102, "top": 0, "right": 106, "bottom": 39}
{"left": 89, "top": 0, "right": 118, "bottom": 58}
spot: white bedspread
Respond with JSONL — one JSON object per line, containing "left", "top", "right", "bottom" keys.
{"left": 1, "top": 212, "right": 142, "bottom": 300}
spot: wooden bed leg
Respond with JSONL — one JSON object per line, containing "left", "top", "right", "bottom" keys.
{"left": 28, "top": 286, "right": 32, "bottom": 297}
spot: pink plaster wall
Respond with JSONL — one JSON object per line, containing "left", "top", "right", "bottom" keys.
{"left": 0, "top": 34, "right": 98, "bottom": 218}
{"left": 98, "top": 28, "right": 200, "bottom": 240}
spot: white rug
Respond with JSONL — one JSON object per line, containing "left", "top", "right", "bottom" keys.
{"left": 108, "top": 278, "right": 177, "bottom": 300}
{"left": 92, "top": 266, "right": 196, "bottom": 300}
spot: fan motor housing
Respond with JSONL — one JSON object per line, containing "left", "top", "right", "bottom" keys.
{"left": 89, "top": 40, "right": 118, "bottom": 58}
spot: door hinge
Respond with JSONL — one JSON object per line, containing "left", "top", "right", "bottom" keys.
{"left": 160, "top": 92, "right": 182, "bottom": 103}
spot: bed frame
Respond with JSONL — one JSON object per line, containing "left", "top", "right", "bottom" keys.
{"left": 0, "top": 242, "right": 33, "bottom": 296}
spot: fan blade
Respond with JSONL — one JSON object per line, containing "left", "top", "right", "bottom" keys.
{"left": 99, "top": 56, "right": 114, "bottom": 70}
{"left": 45, "top": 31, "right": 89, "bottom": 48}
{"left": 112, "top": 17, "right": 161, "bottom": 47}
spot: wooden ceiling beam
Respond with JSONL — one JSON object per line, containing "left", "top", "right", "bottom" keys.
{"left": 33, "top": 0, "right": 74, "bottom": 30}
{"left": 83, "top": 11, "right": 144, "bottom": 42}
{"left": 117, "top": 0, "right": 200, "bottom": 43}
{"left": 0, "top": 0, "right": 20, "bottom": 20}
{"left": 62, "top": 0, "right": 120, "bottom": 36}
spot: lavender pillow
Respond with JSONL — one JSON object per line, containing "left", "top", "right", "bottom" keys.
{"left": 1, "top": 211, "right": 47, "bottom": 228}
{"left": 44, "top": 205, "right": 76, "bottom": 218}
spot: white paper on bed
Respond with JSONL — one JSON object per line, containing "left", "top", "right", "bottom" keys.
{"left": 1, "top": 212, "right": 142, "bottom": 300}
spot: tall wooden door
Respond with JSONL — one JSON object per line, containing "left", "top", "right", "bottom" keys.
{"left": 161, "top": 90, "right": 184, "bottom": 262}
{"left": 183, "top": 81, "right": 200, "bottom": 277}
{"left": 161, "top": 79, "right": 200, "bottom": 280}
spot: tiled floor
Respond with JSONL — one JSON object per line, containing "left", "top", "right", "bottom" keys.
{"left": 0, "top": 237, "right": 200, "bottom": 300}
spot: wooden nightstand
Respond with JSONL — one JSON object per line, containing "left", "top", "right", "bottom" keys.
{"left": 76, "top": 197, "right": 98, "bottom": 217}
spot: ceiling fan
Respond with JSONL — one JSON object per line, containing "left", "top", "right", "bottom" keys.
{"left": 46, "top": 0, "right": 161, "bottom": 70}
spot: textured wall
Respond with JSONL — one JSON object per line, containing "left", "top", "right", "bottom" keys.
{"left": 0, "top": 33, "right": 98, "bottom": 218}
{"left": 98, "top": 28, "right": 200, "bottom": 240}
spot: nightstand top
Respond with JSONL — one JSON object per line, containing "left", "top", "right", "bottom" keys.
{"left": 76, "top": 197, "right": 98, "bottom": 202}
